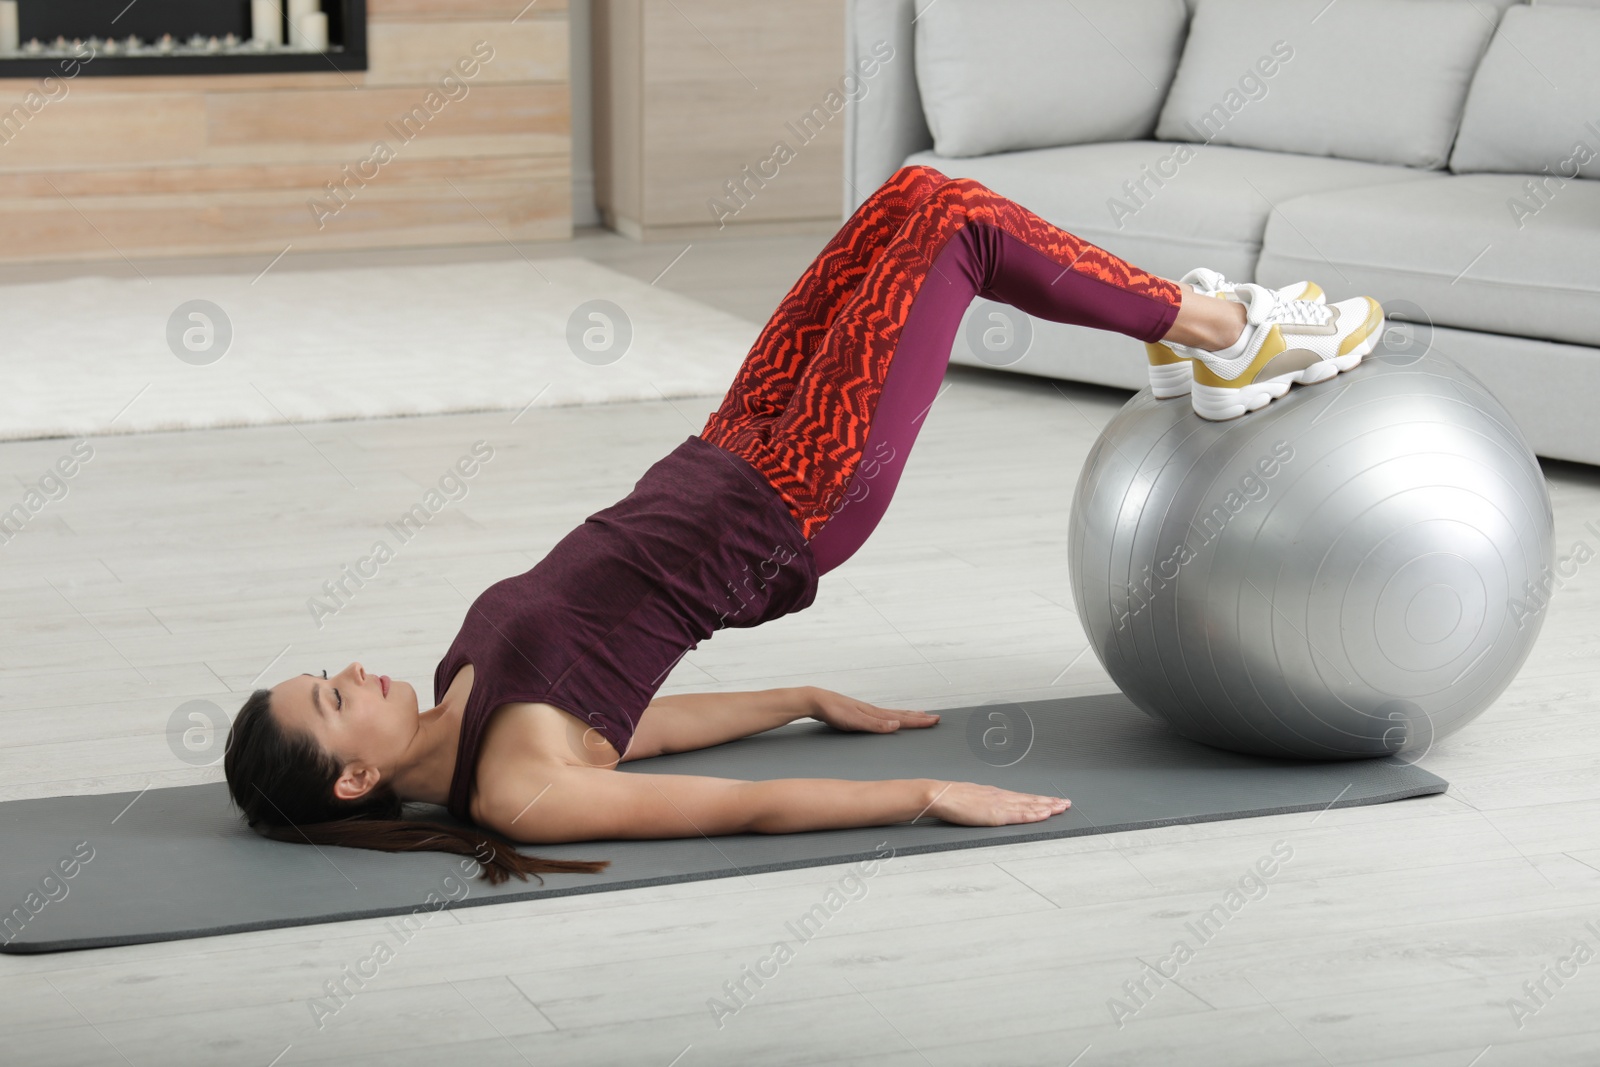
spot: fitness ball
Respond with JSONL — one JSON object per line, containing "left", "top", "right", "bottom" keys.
{"left": 1067, "top": 347, "right": 1554, "bottom": 760}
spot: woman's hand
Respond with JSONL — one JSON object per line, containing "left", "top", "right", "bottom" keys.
{"left": 803, "top": 687, "right": 940, "bottom": 734}
{"left": 924, "top": 781, "right": 1070, "bottom": 827}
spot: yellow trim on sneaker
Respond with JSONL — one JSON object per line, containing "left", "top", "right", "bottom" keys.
{"left": 1338, "top": 298, "right": 1384, "bottom": 356}
{"left": 1191, "top": 327, "right": 1288, "bottom": 388}
{"left": 1145, "top": 341, "right": 1188, "bottom": 366}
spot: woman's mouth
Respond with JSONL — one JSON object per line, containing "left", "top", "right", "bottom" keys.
{"left": 379, "top": 675, "right": 390, "bottom": 698}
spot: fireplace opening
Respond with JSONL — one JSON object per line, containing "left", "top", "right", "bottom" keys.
{"left": 0, "top": 0, "right": 367, "bottom": 75}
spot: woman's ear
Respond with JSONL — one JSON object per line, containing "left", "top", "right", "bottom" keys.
{"left": 332, "top": 763, "right": 381, "bottom": 802}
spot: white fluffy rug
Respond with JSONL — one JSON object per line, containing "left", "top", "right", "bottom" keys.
{"left": 2, "top": 258, "right": 761, "bottom": 441}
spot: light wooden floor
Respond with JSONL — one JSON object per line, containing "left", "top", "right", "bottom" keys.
{"left": 3, "top": 232, "right": 1600, "bottom": 1067}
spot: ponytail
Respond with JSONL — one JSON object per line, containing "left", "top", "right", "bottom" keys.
{"left": 225, "top": 689, "right": 609, "bottom": 886}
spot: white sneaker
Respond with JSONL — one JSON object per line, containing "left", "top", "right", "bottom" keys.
{"left": 1189, "top": 283, "right": 1386, "bottom": 421}
{"left": 1145, "top": 269, "right": 1327, "bottom": 398}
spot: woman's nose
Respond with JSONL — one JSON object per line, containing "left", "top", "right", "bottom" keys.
{"left": 349, "top": 663, "right": 365, "bottom": 683}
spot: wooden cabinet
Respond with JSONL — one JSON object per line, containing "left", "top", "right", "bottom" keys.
{"left": 593, "top": 0, "right": 845, "bottom": 240}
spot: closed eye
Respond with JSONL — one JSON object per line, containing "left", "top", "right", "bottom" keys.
{"left": 319, "top": 669, "right": 343, "bottom": 712}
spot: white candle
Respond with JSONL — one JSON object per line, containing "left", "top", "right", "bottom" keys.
{"left": 288, "top": 0, "right": 323, "bottom": 50}
{"left": 0, "top": 2, "right": 20, "bottom": 55}
{"left": 250, "top": 0, "right": 283, "bottom": 46}
{"left": 293, "top": 11, "right": 328, "bottom": 52}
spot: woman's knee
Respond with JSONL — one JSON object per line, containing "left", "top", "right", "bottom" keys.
{"left": 891, "top": 163, "right": 946, "bottom": 186}
{"left": 911, "top": 177, "right": 996, "bottom": 226}
{"left": 932, "top": 176, "right": 994, "bottom": 203}
{"left": 886, "top": 164, "right": 952, "bottom": 204}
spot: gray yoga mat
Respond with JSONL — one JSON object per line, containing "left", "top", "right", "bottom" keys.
{"left": 0, "top": 692, "right": 1447, "bottom": 954}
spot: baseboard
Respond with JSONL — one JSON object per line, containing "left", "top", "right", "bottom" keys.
{"left": 599, "top": 210, "right": 844, "bottom": 242}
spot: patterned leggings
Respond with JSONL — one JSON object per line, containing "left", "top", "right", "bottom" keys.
{"left": 698, "top": 165, "right": 1184, "bottom": 575}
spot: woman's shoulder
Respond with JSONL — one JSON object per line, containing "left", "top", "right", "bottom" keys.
{"left": 469, "top": 701, "right": 619, "bottom": 825}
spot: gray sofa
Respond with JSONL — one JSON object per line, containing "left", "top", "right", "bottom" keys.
{"left": 844, "top": 0, "right": 1600, "bottom": 467}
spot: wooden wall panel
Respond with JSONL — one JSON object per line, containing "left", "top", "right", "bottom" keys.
{"left": 0, "top": 155, "right": 559, "bottom": 198}
{"left": 0, "top": 175, "right": 570, "bottom": 260}
{"left": 0, "top": 94, "right": 209, "bottom": 167}
{"left": 0, "top": 6, "right": 571, "bottom": 264}
{"left": 198, "top": 132, "right": 568, "bottom": 166}
{"left": 366, "top": 20, "right": 568, "bottom": 85}
{"left": 204, "top": 84, "right": 569, "bottom": 145}
{"left": 368, "top": 0, "right": 569, "bottom": 19}
{"left": 594, "top": 0, "right": 845, "bottom": 240}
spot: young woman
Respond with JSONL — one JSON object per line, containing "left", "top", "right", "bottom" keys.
{"left": 224, "top": 165, "right": 1385, "bottom": 884}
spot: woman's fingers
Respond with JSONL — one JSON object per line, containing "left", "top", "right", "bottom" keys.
{"left": 870, "top": 704, "right": 939, "bottom": 726}
{"left": 811, "top": 690, "right": 940, "bottom": 731}
{"left": 925, "top": 782, "right": 1071, "bottom": 827}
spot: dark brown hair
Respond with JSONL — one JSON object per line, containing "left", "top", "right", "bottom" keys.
{"left": 223, "top": 688, "right": 609, "bottom": 885}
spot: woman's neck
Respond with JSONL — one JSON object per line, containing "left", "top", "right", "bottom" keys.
{"left": 387, "top": 666, "right": 473, "bottom": 808}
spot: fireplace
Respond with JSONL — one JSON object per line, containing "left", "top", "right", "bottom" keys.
{"left": 0, "top": 0, "right": 366, "bottom": 76}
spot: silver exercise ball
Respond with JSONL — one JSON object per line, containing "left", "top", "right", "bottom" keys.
{"left": 1067, "top": 346, "right": 1554, "bottom": 760}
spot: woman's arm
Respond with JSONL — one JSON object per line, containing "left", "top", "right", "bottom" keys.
{"left": 480, "top": 763, "right": 1068, "bottom": 844}
{"left": 624, "top": 687, "right": 813, "bottom": 760}
{"left": 624, "top": 686, "right": 939, "bottom": 761}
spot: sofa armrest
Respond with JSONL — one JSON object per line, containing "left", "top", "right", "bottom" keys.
{"left": 844, "top": 0, "right": 933, "bottom": 213}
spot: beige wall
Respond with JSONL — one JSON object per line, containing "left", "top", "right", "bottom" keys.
{"left": 594, "top": 0, "right": 846, "bottom": 240}
{"left": 0, "top": 0, "right": 572, "bottom": 263}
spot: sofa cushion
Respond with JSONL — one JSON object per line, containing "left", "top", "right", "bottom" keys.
{"left": 1449, "top": 4, "right": 1600, "bottom": 179}
{"left": 1255, "top": 175, "right": 1600, "bottom": 348}
{"left": 1155, "top": 0, "right": 1498, "bottom": 169}
{"left": 1178, "top": 0, "right": 1523, "bottom": 10}
{"left": 913, "top": 0, "right": 1189, "bottom": 158}
{"left": 900, "top": 140, "right": 1436, "bottom": 285}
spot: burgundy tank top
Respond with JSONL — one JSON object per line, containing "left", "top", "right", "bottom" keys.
{"left": 433, "top": 434, "right": 819, "bottom": 824}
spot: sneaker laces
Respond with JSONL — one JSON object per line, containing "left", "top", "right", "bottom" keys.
{"left": 1262, "top": 297, "right": 1332, "bottom": 327}
{"left": 1238, "top": 283, "right": 1331, "bottom": 328}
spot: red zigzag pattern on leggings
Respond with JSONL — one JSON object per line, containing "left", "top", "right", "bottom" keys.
{"left": 703, "top": 166, "right": 948, "bottom": 430}
{"left": 703, "top": 171, "right": 1182, "bottom": 541}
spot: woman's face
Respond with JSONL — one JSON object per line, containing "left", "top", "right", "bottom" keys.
{"left": 269, "top": 663, "right": 420, "bottom": 801}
